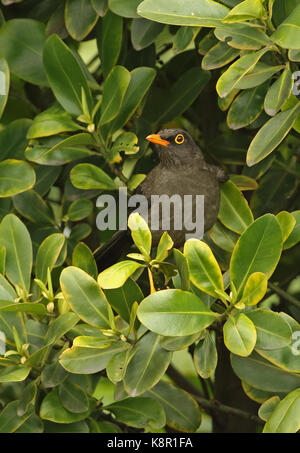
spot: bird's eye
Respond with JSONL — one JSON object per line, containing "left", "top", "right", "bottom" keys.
{"left": 175, "top": 134, "right": 184, "bottom": 144}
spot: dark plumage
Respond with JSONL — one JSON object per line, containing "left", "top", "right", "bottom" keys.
{"left": 95, "top": 129, "right": 227, "bottom": 270}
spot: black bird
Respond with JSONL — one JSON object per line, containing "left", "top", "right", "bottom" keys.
{"left": 95, "top": 129, "right": 227, "bottom": 270}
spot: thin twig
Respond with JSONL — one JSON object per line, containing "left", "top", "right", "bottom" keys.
{"left": 268, "top": 281, "right": 300, "bottom": 309}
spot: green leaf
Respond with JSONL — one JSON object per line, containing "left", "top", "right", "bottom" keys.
{"left": 106, "top": 397, "right": 165, "bottom": 429}
{"left": 0, "top": 19, "right": 47, "bottom": 85}
{"left": 231, "top": 350, "right": 300, "bottom": 393}
{"left": 138, "top": 0, "right": 229, "bottom": 27}
{"left": 104, "top": 277, "right": 144, "bottom": 324}
{"left": 224, "top": 313, "right": 257, "bottom": 357}
{"left": 264, "top": 67, "right": 293, "bottom": 116}
{"left": 40, "top": 389, "right": 90, "bottom": 423}
{"left": 271, "top": 4, "right": 300, "bottom": 49}
{"left": 106, "top": 349, "right": 130, "bottom": 383}
{"left": 0, "top": 58, "right": 9, "bottom": 121}
{"left": 41, "top": 362, "right": 67, "bottom": 388}
{"left": 106, "top": 67, "right": 156, "bottom": 135}
{"left": 59, "top": 342, "right": 130, "bottom": 373}
{"left": 45, "top": 313, "right": 80, "bottom": 345}
{"left": 0, "top": 159, "right": 35, "bottom": 197}
{"left": 284, "top": 211, "right": 300, "bottom": 250}
{"left": 72, "top": 336, "right": 112, "bottom": 348}
{"left": 34, "top": 166, "right": 61, "bottom": 197}
{"left": 155, "top": 232, "right": 173, "bottom": 262}
{"left": 97, "top": 11, "right": 123, "bottom": 78}
{"left": 240, "top": 272, "right": 267, "bottom": 305}
{"left": 173, "top": 26, "right": 200, "bottom": 55}
{"left": 184, "top": 239, "right": 224, "bottom": 297}
{"left": 128, "top": 212, "right": 152, "bottom": 260}
{"left": 235, "top": 63, "right": 283, "bottom": 90}
{"left": 0, "top": 365, "right": 30, "bottom": 383}
{"left": 65, "top": 0, "right": 98, "bottom": 41}
{"left": 202, "top": 41, "right": 239, "bottom": 70}
{"left": 67, "top": 199, "right": 93, "bottom": 221}
{"left": 137, "top": 289, "right": 218, "bottom": 336}
{"left": 0, "top": 119, "right": 32, "bottom": 162}
{"left": 247, "top": 102, "right": 300, "bottom": 166}
{"left": 215, "top": 23, "right": 271, "bottom": 50}
{"left": 230, "top": 214, "right": 282, "bottom": 298}
{"left": 124, "top": 332, "right": 172, "bottom": 396}
{"left": 58, "top": 379, "right": 89, "bottom": 414}
{"left": 276, "top": 211, "right": 296, "bottom": 243}
{"left": 60, "top": 266, "right": 110, "bottom": 328}
{"left": 173, "top": 248, "right": 190, "bottom": 291}
{"left": 227, "top": 83, "right": 268, "bottom": 130}
{"left": 13, "top": 190, "right": 54, "bottom": 224}
{"left": 258, "top": 396, "right": 280, "bottom": 421}
{"left": 0, "top": 300, "right": 46, "bottom": 315}
{"left": 216, "top": 47, "right": 271, "bottom": 98}
{"left": 131, "top": 18, "right": 164, "bottom": 50}
{"left": 72, "top": 243, "right": 97, "bottom": 280}
{"left": 0, "top": 401, "right": 34, "bottom": 433}
{"left": 208, "top": 220, "right": 239, "bottom": 253}
{"left": 0, "top": 214, "right": 32, "bottom": 292}
{"left": 247, "top": 309, "right": 291, "bottom": 350}
{"left": 70, "top": 163, "right": 116, "bottom": 190}
{"left": 43, "top": 34, "right": 92, "bottom": 116}
{"left": 27, "top": 105, "right": 79, "bottom": 139}
{"left": 92, "top": 0, "right": 108, "bottom": 16}
{"left": 99, "top": 66, "right": 130, "bottom": 126}
{"left": 223, "top": 0, "right": 265, "bottom": 23}
{"left": 219, "top": 181, "right": 253, "bottom": 233}
{"left": 194, "top": 330, "right": 218, "bottom": 378}
{"left": 109, "top": 0, "right": 142, "bottom": 18}
{"left": 146, "top": 381, "right": 201, "bottom": 433}
{"left": 160, "top": 333, "right": 200, "bottom": 351}
{"left": 98, "top": 261, "right": 144, "bottom": 289}
{"left": 264, "top": 389, "right": 300, "bottom": 433}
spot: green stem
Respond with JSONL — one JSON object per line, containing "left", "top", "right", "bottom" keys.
{"left": 268, "top": 281, "right": 300, "bottom": 309}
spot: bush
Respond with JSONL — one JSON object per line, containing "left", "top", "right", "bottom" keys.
{"left": 0, "top": 0, "right": 299, "bottom": 434}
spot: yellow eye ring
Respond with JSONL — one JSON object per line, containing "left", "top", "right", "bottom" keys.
{"left": 175, "top": 134, "right": 184, "bottom": 144}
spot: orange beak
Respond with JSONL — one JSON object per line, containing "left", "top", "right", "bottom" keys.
{"left": 146, "top": 134, "right": 170, "bottom": 147}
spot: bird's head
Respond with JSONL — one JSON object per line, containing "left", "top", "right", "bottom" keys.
{"left": 146, "top": 129, "right": 203, "bottom": 166}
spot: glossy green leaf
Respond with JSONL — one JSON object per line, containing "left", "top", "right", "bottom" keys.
{"left": 0, "top": 19, "right": 47, "bottom": 85}
{"left": 229, "top": 175, "right": 258, "bottom": 191}
{"left": 13, "top": 190, "right": 54, "bottom": 224}
{"left": 72, "top": 243, "right": 97, "bottom": 280}
{"left": 67, "top": 199, "right": 93, "bottom": 221}
{"left": 224, "top": 313, "right": 256, "bottom": 357}
{"left": 216, "top": 47, "right": 270, "bottom": 98}
{"left": 60, "top": 266, "right": 110, "bottom": 328}
{"left": 284, "top": 211, "right": 300, "bottom": 249}
{"left": 215, "top": 23, "right": 270, "bottom": 50}
{"left": 138, "top": 0, "right": 229, "bottom": 26}
{"left": 227, "top": 83, "right": 267, "bottom": 130}
{"left": 65, "top": 0, "right": 98, "bottom": 41}
{"left": 92, "top": 0, "right": 108, "bottom": 16}
{"left": 106, "top": 349, "right": 130, "bottom": 383}
{"left": 26, "top": 105, "right": 79, "bottom": 139}
{"left": 98, "top": 260, "right": 144, "bottom": 289}
{"left": 160, "top": 333, "right": 200, "bottom": 351}
{"left": 43, "top": 34, "right": 92, "bottom": 116}
{"left": 276, "top": 211, "right": 296, "bottom": 243}
{"left": 0, "top": 214, "right": 32, "bottom": 292}
{"left": 70, "top": 163, "right": 116, "bottom": 190}
{"left": 230, "top": 214, "right": 282, "bottom": 298}
{"left": 137, "top": 289, "right": 218, "bottom": 336}
{"left": 124, "top": 332, "right": 172, "bottom": 396}
{"left": 128, "top": 212, "right": 151, "bottom": 259}
{"left": 194, "top": 330, "right": 218, "bottom": 378}
{"left": 0, "top": 300, "right": 46, "bottom": 315}
{"left": 247, "top": 309, "right": 291, "bottom": 350}
{"left": 209, "top": 220, "right": 239, "bottom": 253}
{"left": 106, "top": 397, "right": 165, "bottom": 429}
{"left": 40, "top": 389, "right": 90, "bottom": 423}
{"left": 218, "top": 181, "right": 253, "bottom": 234}
{"left": 264, "top": 389, "right": 300, "bottom": 433}
{"left": 264, "top": 67, "right": 293, "bottom": 116}
{"left": 131, "top": 18, "right": 164, "bottom": 50}
{"left": 247, "top": 102, "right": 300, "bottom": 166}
{"left": 99, "top": 66, "right": 130, "bottom": 125}
{"left": 59, "top": 342, "right": 130, "bottom": 374}
{"left": 231, "top": 351, "right": 300, "bottom": 393}
{"left": 97, "top": 11, "right": 123, "bottom": 78}
{"left": 235, "top": 63, "right": 283, "bottom": 90}
{"left": 104, "top": 277, "right": 144, "bottom": 324}
{"left": 258, "top": 396, "right": 280, "bottom": 422}
{"left": 58, "top": 379, "right": 89, "bottom": 413}
{"left": 173, "top": 248, "right": 190, "bottom": 291}
{"left": 45, "top": 313, "right": 80, "bottom": 345}
{"left": 202, "top": 41, "right": 239, "bottom": 70}
{"left": 271, "top": 4, "right": 300, "bottom": 49}
{"left": 109, "top": 0, "right": 141, "bottom": 18}
{"left": 0, "top": 365, "right": 30, "bottom": 383}
{"left": 240, "top": 272, "right": 267, "bottom": 306}
{"left": 0, "top": 401, "right": 34, "bottom": 433}
{"left": 184, "top": 239, "right": 223, "bottom": 297}
{"left": 0, "top": 159, "right": 35, "bottom": 197}
{"left": 173, "top": 26, "right": 200, "bottom": 55}
{"left": 146, "top": 380, "right": 201, "bottom": 433}
{"left": 34, "top": 166, "right": 61, "bottom": 197}
{"left": 223, "top": 0, "right": 265, "bottom": 23}
{"left": 41, "top": 362, "right": 68, "bottom": 388}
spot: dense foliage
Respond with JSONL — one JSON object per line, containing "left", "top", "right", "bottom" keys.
{"left": 0, "top": 0, "right": 299, "bottom": 434}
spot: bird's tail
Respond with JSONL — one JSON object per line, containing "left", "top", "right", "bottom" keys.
{"left": 94, "top": 230, "right": 133, "bottom": 271}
